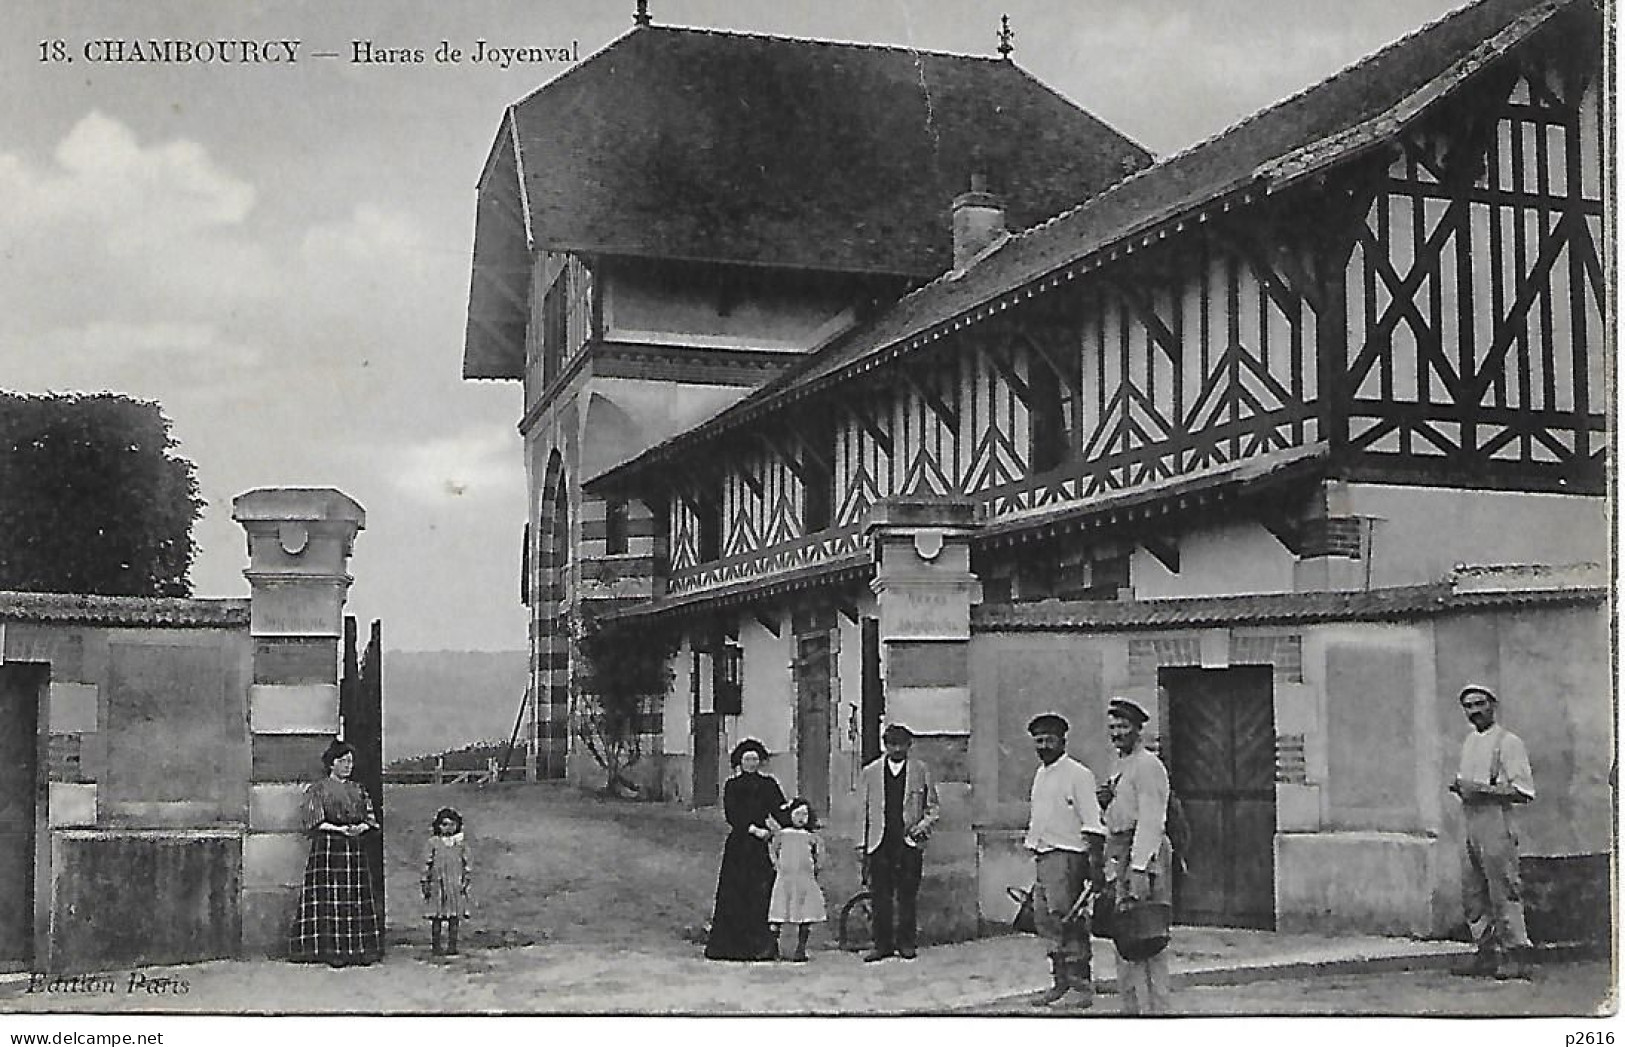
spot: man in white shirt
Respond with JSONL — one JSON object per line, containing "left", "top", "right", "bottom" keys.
{"left": 1023, "top": 713, "right": 1104, "bottom": 1008}
{"left": 1449, "top": 684, "right": 1536, "bottom": 980}
{"left": 1102, "top": 697, "right": 1173, "bottom": 1014}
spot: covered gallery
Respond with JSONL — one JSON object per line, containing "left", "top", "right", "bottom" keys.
{"left": 474, "top": 0, "right": 1611, "bottom": 940}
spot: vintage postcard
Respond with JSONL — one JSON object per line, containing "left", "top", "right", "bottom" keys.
{"left": 0, "top": 0, "right": 1613, "bottom": 1037}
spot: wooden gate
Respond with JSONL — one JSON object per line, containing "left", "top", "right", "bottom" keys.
{"left": 342, "top": 617, "right": 386, "bottom": 943}
{"left": 0, "top": 664, "right": 43, "bottom": 970}
{"left": 1163, "top": 665, "right": 1276, "bottom": 929}
{"left": 794, "top": 631, "right": 833, "bottom": 815}
{"left": 860, "top": 618, "right": 883, "bottom": 765}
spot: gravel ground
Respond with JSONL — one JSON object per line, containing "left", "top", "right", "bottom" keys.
{"left": 0, "top": 784, "right": 1611, "bottom": 1020}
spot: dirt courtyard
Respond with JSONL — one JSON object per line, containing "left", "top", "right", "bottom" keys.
{"left": 0, "top": 784, "right": 1611, "bottom": 1018}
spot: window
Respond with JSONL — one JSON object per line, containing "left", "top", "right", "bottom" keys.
{"left": 604, "top": 499, "right": 629, "bottom": 555}
{"left": 801, "top": 419, "right": 836, "bottom": 533}
{"left": 520, "top": 522, "right": 531, "bottom": 604}
{"left": 714, "top": 633, "right": 743, "bottom": 716}
{"left": 541, "top": 280, "right": 565, "bottom": 386}
{"left": 539, "top": 256, "right": 594, "bottom": 389}
{"left": 1028, "top": 374, "right": 1075, "bottom": 473}
{"left": 696, "top": 496, "right": 722, "bottom": 563}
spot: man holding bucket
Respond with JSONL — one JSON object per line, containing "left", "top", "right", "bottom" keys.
{"left": 1100, "top": 697, "right": 1174, "bottom": 1014}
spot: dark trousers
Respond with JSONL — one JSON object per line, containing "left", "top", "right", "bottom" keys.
{"left": 869, "top": 842, "right": 923, "bottom": 952}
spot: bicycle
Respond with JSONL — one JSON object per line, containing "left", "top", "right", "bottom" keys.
{"left": 836, "top": 849, "right": 876, "bottom": 951}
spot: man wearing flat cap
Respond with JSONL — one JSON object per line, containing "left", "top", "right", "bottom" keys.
{"left": 856, "top": 723, "right": 940, "bottom": 960}
{"left": 1023, "top": 712, "right": 1105, "bottom": 1008}
{"left": 1101, "top": 697, "right": 1174, "bottom": 1014}
{"left": 1449, "top": 683, "right": 1536, "bottom": 979}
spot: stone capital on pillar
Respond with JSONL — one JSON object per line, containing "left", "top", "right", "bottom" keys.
{"left": 865, "top": 497, "right": 981, "bottom": 641}
{"left": 232, "top": 488, "right": 365, "bottom": 638}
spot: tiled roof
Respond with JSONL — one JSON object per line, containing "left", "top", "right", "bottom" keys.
{"left": 972, "top": 581, "right": 1606, "bottom": 631}
{"left": 0, "top": 591, "right": 250, "bottom": 628}
{"left": 502, "top": 25, "right": 1152, "bottom": 277}
{"left": 588, "top": 0, "right": 1586, "bottom": 488}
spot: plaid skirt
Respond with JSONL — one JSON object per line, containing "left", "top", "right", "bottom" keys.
{"left": 289, "top": 832, "right": 382, "bottom": 962}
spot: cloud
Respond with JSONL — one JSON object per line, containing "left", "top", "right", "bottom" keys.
{"left": 302, "top": 202, "right": 428, "bottom": 263}
{"left": 0, "top": 112, "right": 254, "bottom": 235}
{"left": 1, "top": 320, "right": 263, "bottom": 399}
{"left": 0, "top": 112, "right": 274, "bottom": 325}
{"left": 387, "top": 426, "right": 523, "bottom": 503}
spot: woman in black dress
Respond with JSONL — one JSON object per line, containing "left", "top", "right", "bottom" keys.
{"left": 704, "top": 738, "right": 788, "bottom": 960}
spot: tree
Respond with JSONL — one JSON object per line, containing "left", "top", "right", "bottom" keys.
{"left": 572, "top": 605, "right": 676, "bottom": 798}
{"left": 0, "top": 392, "right": 203, "bottom": 597}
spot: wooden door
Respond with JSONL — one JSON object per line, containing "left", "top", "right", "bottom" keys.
{"left": 0, "top": 664, "right": 42, "bottom": 968}
{"left": 795, "top": 632, "right": 832, "bottom": 814}
{"left": 693, "top": 713, "right": 720, "bottom": 808}
{"left": 1163, "top": 665, "right": 1276, "bottom": 929}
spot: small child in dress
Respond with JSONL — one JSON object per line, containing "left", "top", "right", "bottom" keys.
{"left": 421, "top": 806, "right": 472, "bottom": 956}
{"left": 767, "top": 797, "right": 827, "bottom": 961}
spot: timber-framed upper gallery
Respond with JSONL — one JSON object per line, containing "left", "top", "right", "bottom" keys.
{"left": 465, "top": 0, "right": 1610, "bottom": 942}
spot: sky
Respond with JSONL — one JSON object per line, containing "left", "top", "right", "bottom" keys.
{"left": 2, "top": 0, "right": 1472, "bottom": 652}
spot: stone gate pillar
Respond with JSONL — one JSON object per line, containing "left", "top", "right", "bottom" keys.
{"left": 866, "top": 496, "right": 982, "bottom": 941}
{"left": 232, "top": 488, "right": 365, "bottom": 956}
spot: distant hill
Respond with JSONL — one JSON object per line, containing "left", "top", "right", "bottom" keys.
{"left": 383, "top": 650, "right": 527, "bottom": 761}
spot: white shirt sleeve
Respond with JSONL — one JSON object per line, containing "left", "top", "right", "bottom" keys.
{"left": 1499, "top": 732, "right": 1537, "bottom": 801}
{"left": 1131, "top": 755, "right": 1169, "bottom": 872}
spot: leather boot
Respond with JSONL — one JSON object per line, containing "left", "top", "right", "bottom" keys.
{"left": 446, "top": 918, "right": 460, "bottom": 956}
{"left": 1031, "top": 956, "right": 1069, "bottom": 1005}
{"left": 1495, "top": 946, "right": 1533, "bottom": 980}
{"left": 768, "top": 926, "right": 782, "bottom": 961}
{"left": 1056, "top": 960, "right": 1095, "bottom": 1008}
{"left": 1452, "top": 946, "right": 1497, "bottom": 977}
{"left": 792, "top": 925, "right": 810, "bottom": 962}
{"left": 430, "top": 920, "right": 444, "bottom": 956}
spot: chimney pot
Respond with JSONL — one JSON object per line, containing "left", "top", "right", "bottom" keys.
{"left": 951, "top": 174, "right": 1006, "bottom": 271}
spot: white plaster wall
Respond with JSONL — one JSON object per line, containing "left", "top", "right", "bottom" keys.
{"left": 737, "top": 612, "right": 792, "bottom": 756}
{"left": 833, "top": 599, "right": 874, "bottom": 756}
{"left": 663, "top": 638, "right": 693, "bottom": 757}
{"left": 1132, "top": 519, "right": 1296, "bottom": 599}
{"left": 1349, "top": 485, "right": 1606, "bottom": 586}
{"left": 584, "top": 378, "right": 747, "bottom": 475}
{"left": 603, "top": 268, "right": 855, "bottom": 352}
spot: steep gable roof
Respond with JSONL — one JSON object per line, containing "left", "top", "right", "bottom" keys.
{"left": 501, "top": 25, "right": 1153, "bottom": 277}
{"left": 587, "top": 0, "right": 1593, "bottom": 488}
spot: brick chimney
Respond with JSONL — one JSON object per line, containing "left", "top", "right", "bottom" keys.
{"left": 951, "top": 173, "right": 1006, "bottom": 270}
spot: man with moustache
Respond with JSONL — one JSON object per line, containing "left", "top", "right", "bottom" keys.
{"left": 1100, "top": 697, "right": 1174, "bottom": 1014}
{"left": 1023, "top": 712, "right": 1104, "bottom": 1009}
{"left": 1449, "top": 684, "right": 1536, "bottom": 980}
{"left": 856, "top": 723, "right": 940, "bottom": 961}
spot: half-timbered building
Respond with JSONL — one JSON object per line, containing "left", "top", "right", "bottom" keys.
{"left": 462, "top": 11, "right": 1153, "bottom": 785}
{"left": 582, "top": 0, "right": 1610, "bottom": 940}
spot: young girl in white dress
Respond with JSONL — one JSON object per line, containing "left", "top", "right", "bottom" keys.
{"left": 421, "top": 806, "right": 472, "bottom": 956}
{"left": 767, "top": 797, "right": 827, "bottom": 961}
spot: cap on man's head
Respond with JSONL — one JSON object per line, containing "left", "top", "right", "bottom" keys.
{"left": 1027, "top": 713, "right": 1069, "bottom": 737}
{"left": 1458, "top": 683, "right": 1498, "bottom": 704}
{"left": 882, "top": 723, "right": 914, "bottom": 743}
{"left": 1107, "top": 697, "right": 1150, "bottom": 727}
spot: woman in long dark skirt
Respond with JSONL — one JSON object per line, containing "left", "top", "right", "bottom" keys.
{"left": 704, "top": 738, "right": 787, "bottom": 961}
{"left": 289, "top": 739, "right": 382, "bottom": 967}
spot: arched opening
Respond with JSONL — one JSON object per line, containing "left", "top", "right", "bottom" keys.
{"left": 532, "top": 451, "right": 572, "bottom": 780}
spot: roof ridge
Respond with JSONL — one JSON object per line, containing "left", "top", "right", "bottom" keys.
{"left": 1015, "top": 0, "right": 1542, "bottom": 242}
{"left": 1003, "top": 61, "right": 1156, "bottom": 170}
{"left": 643, "top": 22, "right": 1007, "bottom": 62}
{"left": 507, "top": 25, "right": 638, "bottom": 110}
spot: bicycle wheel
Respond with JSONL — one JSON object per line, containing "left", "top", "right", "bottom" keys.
{"left": 837, "top": 890, "right": 875, "bottom": 951}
